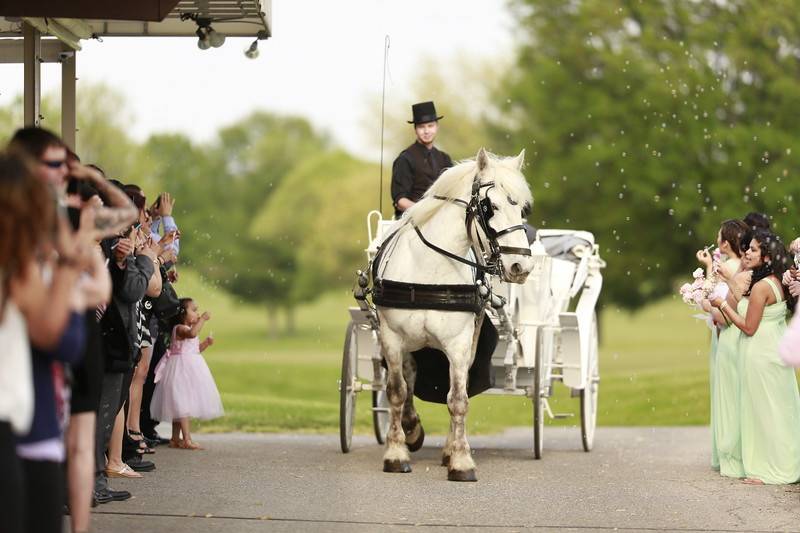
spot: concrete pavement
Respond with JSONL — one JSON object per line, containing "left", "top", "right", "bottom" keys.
{"left": 90, "top": 427, "right": 800, "bottom": 532}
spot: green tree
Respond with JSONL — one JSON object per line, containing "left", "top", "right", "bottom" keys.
{"left": 250, "top": 150, "right": 382, "bottom": 325}
{"left": 492, "top": 0, "right": 800, "bottom": 309}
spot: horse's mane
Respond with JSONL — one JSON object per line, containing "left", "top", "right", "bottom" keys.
{"left": 404, "top": 151, "right": 533, "bottom": 227}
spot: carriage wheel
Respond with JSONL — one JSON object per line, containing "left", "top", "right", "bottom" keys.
{"left": 532, "top": 328, "right": 545, "bottom": 460}
{"left": 372, "top": 368, "right": 390, "bottom": 444}
{"left": 339, "top": 322, "right": 357, "bottom": 453}
{"left": 580, "top": 316, "right": 600, "bottom": 452}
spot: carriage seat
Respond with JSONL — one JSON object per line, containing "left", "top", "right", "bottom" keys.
{"left": 532, "top": 229, "right": 595, "bottom": 265}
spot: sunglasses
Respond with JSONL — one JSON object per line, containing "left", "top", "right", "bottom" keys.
{"left": 41, "top": 159, "right": 67, "bottom": 169}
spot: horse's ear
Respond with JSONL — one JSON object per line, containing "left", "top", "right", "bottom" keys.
{"left": 514, "top": 149, "right": 525, "bottom": 170}
{"left": 476, "top": 148, "right": 489, "bottom": 172}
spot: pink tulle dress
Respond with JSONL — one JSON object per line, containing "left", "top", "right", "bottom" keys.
{"left": 150, "top": 326, "right": 224, "bottom": 422}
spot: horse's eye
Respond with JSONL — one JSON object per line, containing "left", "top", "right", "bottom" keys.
{"left": 492, "top": 203, "right": 499, "bottom": 210}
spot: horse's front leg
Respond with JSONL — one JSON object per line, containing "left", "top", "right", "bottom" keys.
{"left": 445, "top": 341, "right": 478, "bottom": 482}
{"left": 402, "top": 354, "right": 425, "bottom": 452}
{"left": 380, "top": 328, "right": 412, "bottom": 473}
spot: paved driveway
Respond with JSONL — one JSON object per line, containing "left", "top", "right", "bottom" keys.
{"left": 91, "top": 427, "right": 800, "bottom": 532}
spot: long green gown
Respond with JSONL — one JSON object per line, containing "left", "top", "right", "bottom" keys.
{"left": 738, "top": 278, "right": 800, "bottom": 484}
{"left": 712, "top": 256, "right": 741, "bottom": 476}
{"left": 714, "top": 322, "right": 745, "bottom": 477}
{"left": 709, "top": 329, "right": 720, "bottom": 470}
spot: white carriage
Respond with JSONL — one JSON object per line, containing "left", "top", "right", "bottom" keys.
{"left": 339, "top": 211, "right": 606, "bottom": 458}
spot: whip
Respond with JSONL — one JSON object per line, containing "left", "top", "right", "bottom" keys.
{"left": 379, "top": 35, "right": 390, "bottom": 214}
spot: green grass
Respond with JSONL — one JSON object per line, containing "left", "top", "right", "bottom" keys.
{"left": 177, "top": 269, "right": 714, "bottom": 434}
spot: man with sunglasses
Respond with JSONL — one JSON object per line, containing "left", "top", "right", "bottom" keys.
{"left": 8, "top": 127, "right": 70, "bottom": 193}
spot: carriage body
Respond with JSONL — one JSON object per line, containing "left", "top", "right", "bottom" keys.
{"left": 339, "top": 211, "right": 605, "bottom": 457}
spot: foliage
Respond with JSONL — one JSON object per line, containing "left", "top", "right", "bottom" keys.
{"left": 249, "top": 150, "right": 383, "bottom": 305}
{"left": 364, "top": 55, "right": 506, "bottom": 164}
{"left": 491, "top": 0, "right": 800, "bottom": 309}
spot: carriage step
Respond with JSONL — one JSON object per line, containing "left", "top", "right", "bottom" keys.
{"left": 372, "top": 407, "right": 390, "bottom": 413}
{"left": 552, "top": 413, "right": 574, "bottom": 419}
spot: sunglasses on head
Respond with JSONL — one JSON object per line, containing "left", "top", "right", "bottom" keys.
{"left": 41, "top": 159, "right": 67, "bottom": 169}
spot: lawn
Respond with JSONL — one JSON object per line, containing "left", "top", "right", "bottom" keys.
{"left": 178, "top": 269, "right": 715, "bottom": 435}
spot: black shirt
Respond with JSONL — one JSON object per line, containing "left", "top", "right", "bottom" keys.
{"left": 391, "top": 141, "right": 453, "bottom": 218}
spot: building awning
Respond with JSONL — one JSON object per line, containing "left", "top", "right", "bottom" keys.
{"left": 0, "top": 0, "right": 272, "bottom": 50}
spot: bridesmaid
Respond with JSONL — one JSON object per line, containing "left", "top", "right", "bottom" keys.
{"left": 711, "top": 229, "right": 800, "bottom": 485}
{"left": 700, "top": 220, "right": 750, "bottom": 477}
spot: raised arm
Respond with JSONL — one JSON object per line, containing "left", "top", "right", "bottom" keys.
{"left": 68, "top": 161, "right": 138, "bottom": 238}
{"left": 177, "top": 311, "right": 211, "bottom": 339}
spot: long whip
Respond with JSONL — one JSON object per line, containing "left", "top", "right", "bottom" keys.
{"left": 379, "top": 35, "right": 390, "bottom": 214}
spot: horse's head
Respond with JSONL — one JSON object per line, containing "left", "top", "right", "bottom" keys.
{"left": 469, "top": 148, "right": 534, "bottom": 284}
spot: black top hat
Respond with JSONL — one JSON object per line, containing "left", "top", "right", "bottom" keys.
{"left": 408, "top": 101, "right": 444, "bottom": 124}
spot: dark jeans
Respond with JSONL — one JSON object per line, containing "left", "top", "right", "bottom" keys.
{"left": 0, "top": 421, "right": 23, "bottom": 533}
{"left": 95, "top": 372, "right": 123, "bottom": 493}
{"left": 141, "top": 332, "right": 168, "bottom": 436}
{"left": 21, "top": 458, "right": 64, "bottom": 533}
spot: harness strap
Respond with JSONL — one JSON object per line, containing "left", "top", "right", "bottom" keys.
{"left": 433, "top": 195, "right": 469, "bottom": 207}
{"left": 411, "top": 223, "right": 493, "bottom": 273}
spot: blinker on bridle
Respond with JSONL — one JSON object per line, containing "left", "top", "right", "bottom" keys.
{"left": 415, "top": 176, "right": 531, "bottom": 277}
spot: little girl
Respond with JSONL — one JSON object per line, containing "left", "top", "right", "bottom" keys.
{"left": 151, "top": 297, "right": 224, "bottom": 449}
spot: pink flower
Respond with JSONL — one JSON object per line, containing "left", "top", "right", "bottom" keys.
{"left": 692, "top": 268, "right": 704, "bottom": 279}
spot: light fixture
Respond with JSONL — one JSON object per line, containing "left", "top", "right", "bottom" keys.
{"left": 183, "top": 14, "right": 225, "bottom": 51}
{"left": 244, "top": 40, "right": 259, "bottom": 59}
{"left": 196, "top": 27, "right": 211, "bottom": 50}
{"left": 208, "top": 28, "right": 226, "bottom": 48}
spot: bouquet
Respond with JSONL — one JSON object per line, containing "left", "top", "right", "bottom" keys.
{"left": 679, "top": 248, "right": 721, "bottom": 308}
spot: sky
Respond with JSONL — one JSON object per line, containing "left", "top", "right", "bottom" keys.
{"left": 0, "top": 1, "right": 513, "bottom": 159}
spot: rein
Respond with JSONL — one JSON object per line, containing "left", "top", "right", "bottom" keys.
{"left": 412, "top": 178, "right": 531, "bottom": 277}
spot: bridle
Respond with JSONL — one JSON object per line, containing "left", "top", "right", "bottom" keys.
{"left": 410, "top": 176, "right": 531, "bottom": 278}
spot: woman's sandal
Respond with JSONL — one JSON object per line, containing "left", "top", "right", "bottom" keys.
{"left": 127, "top": 429, "right": 156, "bottom": 454}
{"left": 105, "top": 464, "right": 143, "bottom": 479}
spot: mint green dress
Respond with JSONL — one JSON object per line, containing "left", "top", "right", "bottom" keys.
{"left": 709, "top": 329, "right": 720, "bottom": 470}
{"left": 714, "top": 323, "right": 744, "bottom": 477}
{"left": 738, "top": 279, "right": 800, "bottom": 484}
{"left": 710, "top": 256, "right": 740, "bottom": 471}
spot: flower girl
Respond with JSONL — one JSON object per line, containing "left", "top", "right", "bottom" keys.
{"left": 151, "top": 298, "right": 224, "bottom": 449}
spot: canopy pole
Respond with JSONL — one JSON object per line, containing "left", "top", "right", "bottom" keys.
{"left": 61, "top": 51, "right": 77, "bottom": 149}
{"left": 23, "top": 22, "right": 41, "bottom": 127}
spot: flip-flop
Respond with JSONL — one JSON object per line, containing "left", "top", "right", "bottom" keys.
{"left": 105, "top": 464, "right": 143, "bottom": 479}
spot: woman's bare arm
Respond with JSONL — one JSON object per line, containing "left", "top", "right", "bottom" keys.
{"left": 716, "top": 281, "right": 770, "bottom": 336}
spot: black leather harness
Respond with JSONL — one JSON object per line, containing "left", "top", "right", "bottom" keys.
{"left": 365, "top": 176, "right": 530, "bottom": 314}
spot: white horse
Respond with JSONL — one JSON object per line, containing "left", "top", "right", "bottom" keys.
{"left": 375, "top": 148, "right": 534, "bottom": 481}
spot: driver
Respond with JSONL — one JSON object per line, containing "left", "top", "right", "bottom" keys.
{"left": 391, "top": 101, "right": 453, "bottom": 219}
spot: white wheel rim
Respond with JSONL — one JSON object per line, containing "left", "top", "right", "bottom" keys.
{"left": 346, "top": 328, "right": 357, "bottom": 432}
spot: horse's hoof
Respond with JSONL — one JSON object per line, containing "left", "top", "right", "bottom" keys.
{"left": 447, "top": 468, "right": 477, "bottom": 482}
{"left": 441, "top": 455, "right": 450, "bottom": 467}
{"left": 406, "top": 424, "right": 425, "bottom": 452}
{"left": 383, "top": 460, "right": 412, "bottom": 473}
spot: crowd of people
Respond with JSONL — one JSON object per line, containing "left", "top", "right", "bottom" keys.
{"left": 697, "top": 212, "right": 800, "bottom": 485}
{"left": 0, "top": 127, "right": 224, "bottom": 533}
